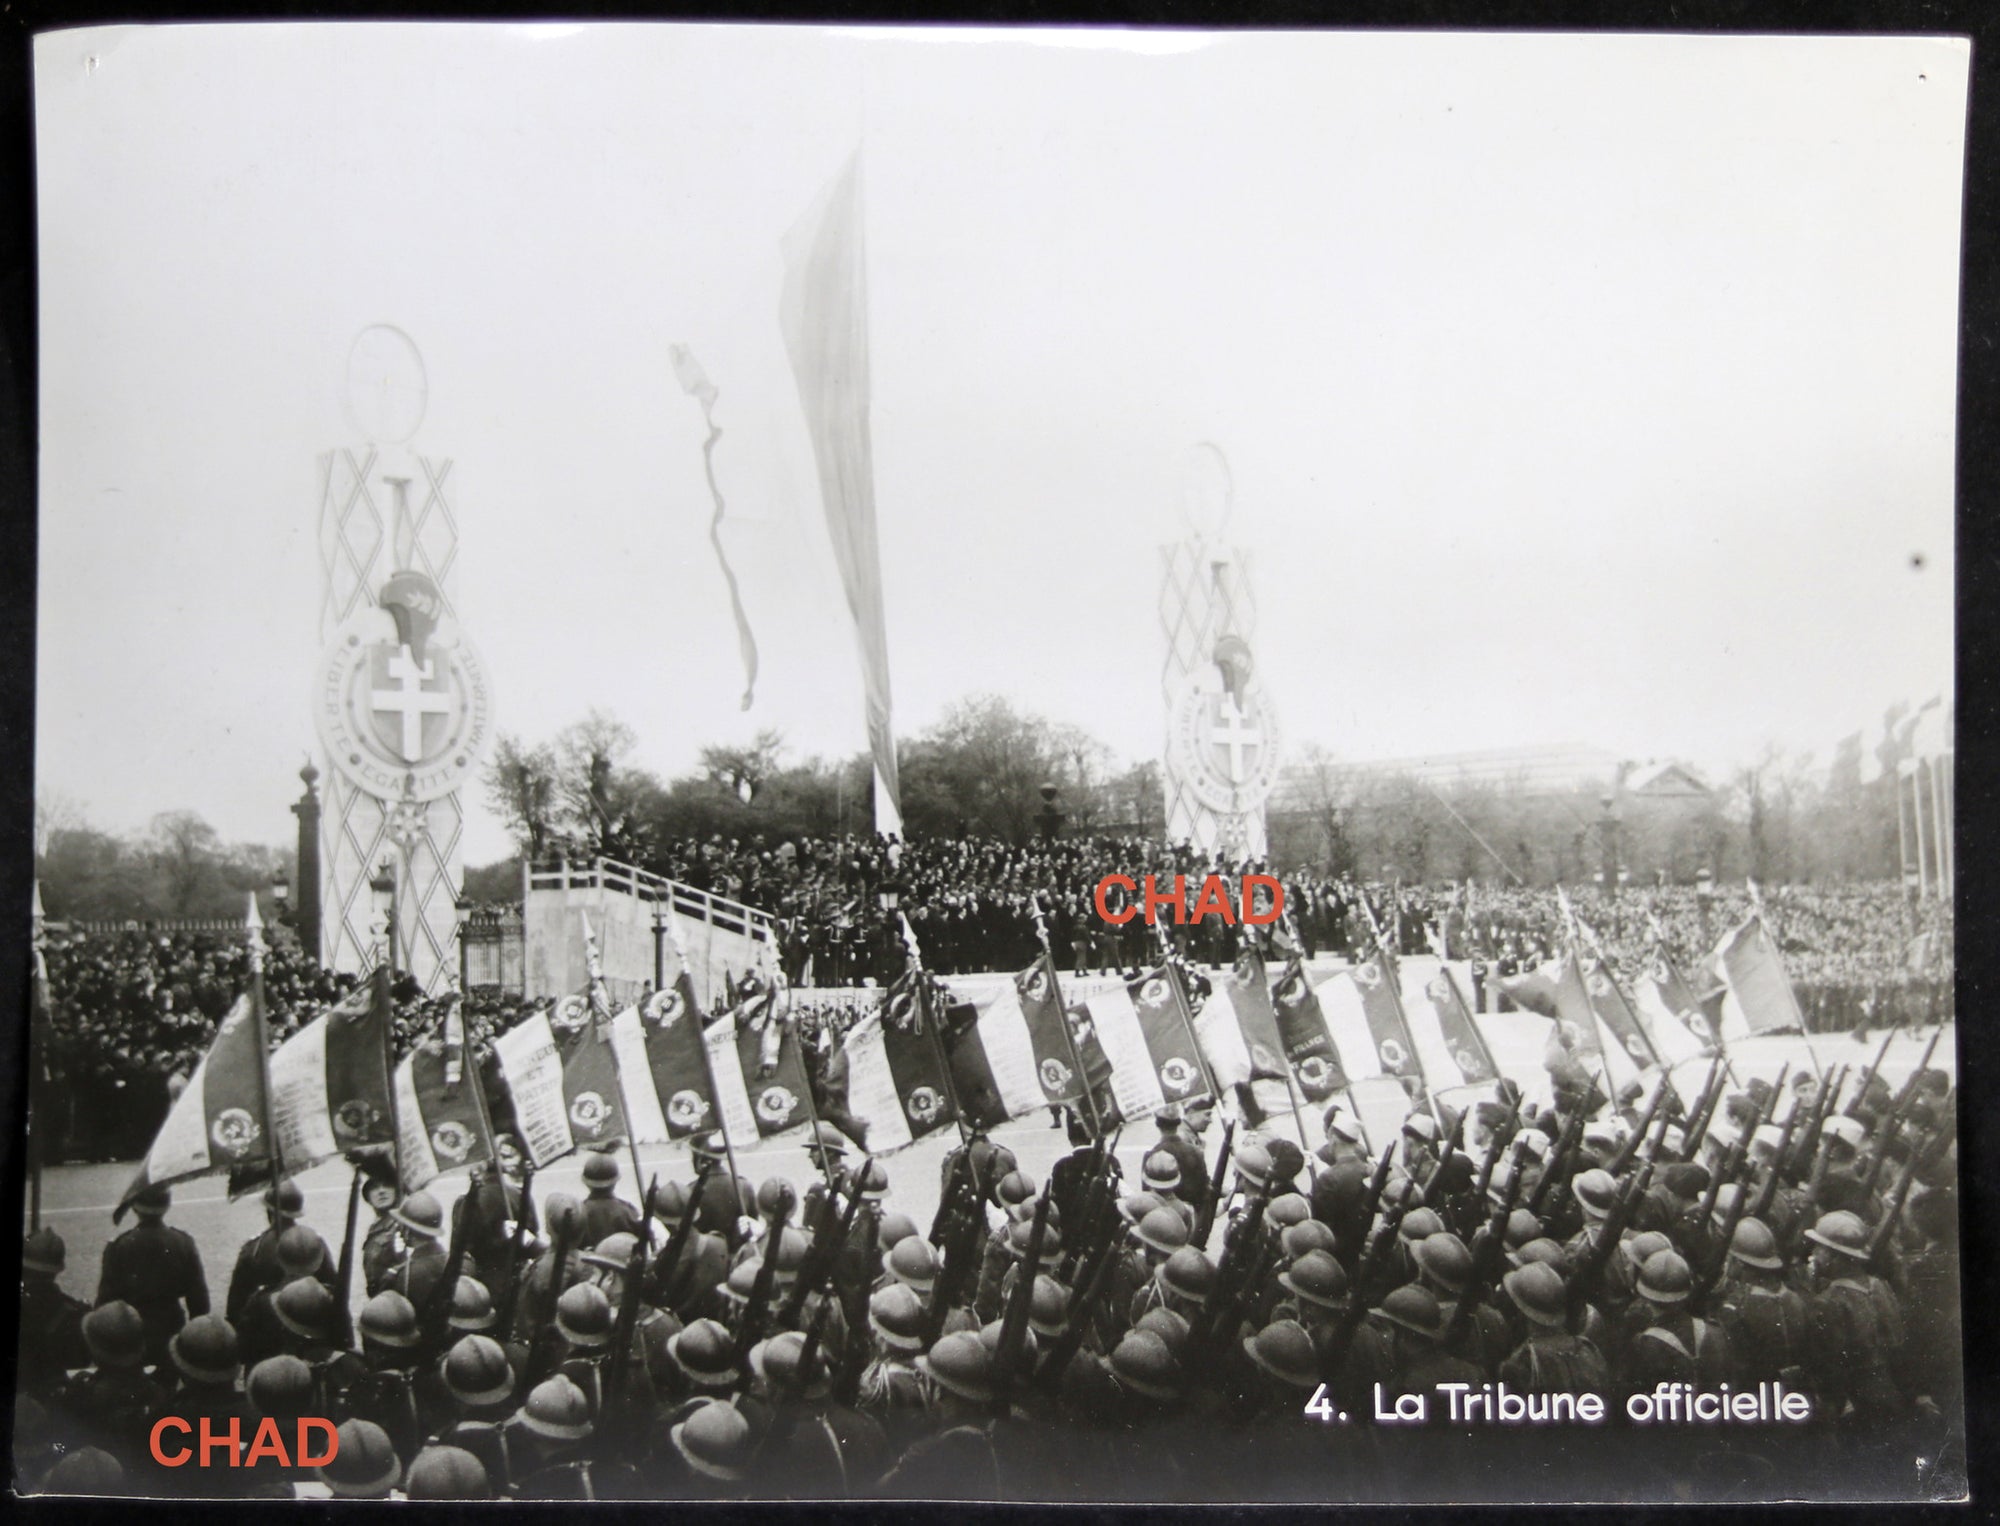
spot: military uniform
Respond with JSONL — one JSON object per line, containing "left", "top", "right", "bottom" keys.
{"left": 225, "top": 1224, "right": 335, "bottom": 1321}
{"left": 96, "top": 1220, "right": 210, "bottom": 1366}
{"left": 19, "top": 1275, "right": 91, "bottom": 1394}
{"left": 1806, "top": 1271, "right": 1905, "bottom": 1424}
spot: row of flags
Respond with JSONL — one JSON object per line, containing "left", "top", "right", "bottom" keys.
{"left": 115, "top": 887, "right": 1830, "bottom": 1215}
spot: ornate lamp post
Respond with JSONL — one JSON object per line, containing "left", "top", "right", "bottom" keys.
{"left": 370, "top": 857, "right": 398, "bottom": 980}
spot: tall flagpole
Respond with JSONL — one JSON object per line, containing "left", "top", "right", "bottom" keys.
{"left": 581, "top": 912, "right": 648, "bottom": 1194}
{"left": 1745, "top": 880, "right": 1823, "bottom": 1080}
{"left": 662, "top": 903, "right": 747, "bottom": 1196}
{"left": 1561, "top": 888, "right": 1681, "bottom": 1111}
{"left": 247, "top": 893, "right": 285, "bottom": 1187}
{"left": 1358, "top": 890, "right": 1439, "bottom": 1126}
{"left": 899, "top": 913, "right": 971, "bottom": 1145}
{"left": 1030, "top": 897, "right": 1103, "bottom": 1139}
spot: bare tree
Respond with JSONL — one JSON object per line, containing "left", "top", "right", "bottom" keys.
{"left": 483, "top": 734, "right": 561, "bottom": 861}
{"left": 699, "top": 729, "right": 787, "bottom": 805}
{"left": 147, "top": 810, "right": 222, "bottom": 915}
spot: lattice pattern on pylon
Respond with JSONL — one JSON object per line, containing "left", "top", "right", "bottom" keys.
{"left": 1159, "top": 539, "right": 1264, "bottom": 859}
{"left": 317, "top": 444, "right": 466, "bottom": 994}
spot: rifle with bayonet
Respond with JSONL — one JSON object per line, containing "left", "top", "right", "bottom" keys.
{"left": 1750, "top": 1096, "right": 1803, "bottom": 1222}
{"left": 418, "top": 1186, "right": 474, "bottom": 1358}
{"left": 1846, "top": 1024, "right": 1900, "bottom": 1119}
{"left": 1675, "top": 1056, "right": 1728, "bottom": 1164}
{"left": 596, "top": 1175, "right": 659, "bottom": 1454}
{"left": 921, "top": 1150, "right": 991, "bottom": 1344}
{"left": 1609, "top": 1077, "right": 1670, "bottom": 1177}
{"left": 781, "top": 1155, "right": 871, "bottom": 1327}
{"left": 1866, "top": 1125, "right": 1934, "bottom": 1267}
{"left": 1527, "top": 1105, "right": 1587, "bottom": 1220}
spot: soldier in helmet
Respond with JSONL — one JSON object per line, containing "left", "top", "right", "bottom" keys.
{"left": 404, "top": 1444, "right": 495, "bottom": 1502}
{"left": 240, "top": 1355, "right": 324, "bottom": 1498}
{"left": 373, "top": 1190, "right": 450, "bottom": 1309}
{"left": 165, "top": 1314, "right": 253, "bottom": 1483}
{"left": 1152, "top": 1105, "right": 1210, "bottom": 1216}
{"left": 311, "top": 1417, "right": 404, "bottom": 1500}
{"left": 50, "top": 1302, "right": 168, "bottom": 1469}
{"left": 237, "top": 1224, "right": 341, "bottom": 1369}
{"left": 1802, "top": 1209, "right": 1905, "bottom": 1426}
{"left": 503, "top": 1373, "right": 601, "bottom": 1499}
{"left": 96, "top": 1183, "right": 210, "bottom": 1368}
{"left": 877, "top": 1331, "right": 1001, "bottom": 1499}
{"left": 341, "top": 1290, "right": 426, "bottom": 1462}
{"left": 19, "top": 1227, "right": 91, "bottom": 1396}
{"left": 1498, "top": 1262, "right": 1609, "bottom": 1392}
{"left": 1375, "top": 1285, "right": 1482, "bottom": 1393}
{"left": 855, "top": 1283, "right": 934, "bottom": 1454}
{"left": 427, "top": 1334, "right": 521, "bottom": 1493}
{"left": 226, "top": 1178, "right": 335, "bottom": 1323}
{"left": 1621, "top": 1248, "right": 1733, "bottom": 1396}
{"left": 645, "top": 1181, "right": 731, "bottom": 1325}
{"left": 577, "top": 1151, "right": 642, "bottom": 1250}
{"left": 654, "top": 1394, "right": 758, "bottom": 1500}
{"left": 686, "top": 1132, "right": 757, "bottom": 1248}
{"left": 1712, "top": 1217, "right": 1809, "bottom": 1388}
{"left": 1413, "top": 1232, "right": 1507, "bottom": 1375}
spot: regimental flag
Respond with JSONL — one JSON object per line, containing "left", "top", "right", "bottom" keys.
{"left": 941, "top": 978, "right": 1057, "bottom": 1133}
{"left": 119, "top": 990, "right": 273, "bottom": 1219}
{"left": 1194, "top": 951, "right": 1294, "bottom": 1118}
{"left": 1080, "top": 965, "right": 1211, "bottom": 1122}
{"left": 833, "top": 974, "right": 961, "bottom": 1153}
{"left": 1014, "top": 956, "right": 1100, "bottom": 1105}
{"left": 609, "top": 971, "right": 720, "bottom": 1145}
{"left": 1633, "top": 947, "right": 1723, "bottom": 1066}
{"left": 1715, "top": 916, "right": 1807, "bottom": 1038}
{"left": 1271, "top": 957, "right": 1348, "bottom": 1100}
{"left": 393, "top": 1022, "right": 498, "bottom": 1191}
{"left": 1348, "top": 953, "right": 1425, "bottom": 1089}
{"left": 1576, "top": 951, "right": 1663, "bottom": 1077}
{"left": 267, "top": 967, "right": 396, "bottom": 1172}
{"left": 728, "top": 975, "right": 813, "bottom": 1139}
{"left": 1401, "top": 960, "right": 1500, "bottom": 1090}
{"left": 1497, "top": 957, "right": 1565, "bottom": 1020}
{"left": 491, "top": 999, "right": 628, "bottom": 1168}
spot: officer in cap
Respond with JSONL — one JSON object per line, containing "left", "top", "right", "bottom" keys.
{"left": 96, "top": 1183, "right": 210, "bottom": 1369}
{"left": 577, "top": 1151, "right": 643, "bottom": 1250}
{"left": 20, "top": 1227, "right": 90, "bottom": 1394}
{"left": 226, "top": 1178, "right": 334, "bottom": 1323}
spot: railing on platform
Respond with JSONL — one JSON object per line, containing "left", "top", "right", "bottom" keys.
{"left": 523, "top": 857, "right": 776, "bottom": 946}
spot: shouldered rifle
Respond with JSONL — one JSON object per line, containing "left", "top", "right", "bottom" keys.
{"left": 990, "top": 1187, "right": 1054, "bottom": 1410}
{"left": 1034, "top": 1218, "right": 1121, "bottom": 1390}
{"left": 1758, "top": 1064, "right": 1791, "bottom": 1129}
{"left": 1695, "top": 1133, "right": 1746, "bottom": 1228}
{"left": 525, "top": 1213, "right": 576, "bottom": 1384}
{"left": 833, "top": 1203, "right": 882, "bottom": 1405}
{"left": 1566, "top": 1159, "right": 1653, "bottom": 1329}
{"left": 333, "top": 1165, "right": 364, "bottom": 1349}
{"left": 1786, "top": 1065, "right": 1844, "bottom": 1181}
{"left": 1804, "top": 1132, "right": 1834, "bottom": 1212}
{"left": 1610, "top": 1079, "right": 1669, "bottom": 1176}
{"left": 781, "top": 1156, "right": 871, "bottom": 1326}
{"left": 1750, "top": 1098, "right": 1802, "bottom": 1222}
{"left": 921, "top": 1151, "right": 991, "bottom": 1345}
{"left": 649, "top": 1158, "right": 715, "bottom": 1315}
{"left": 1442, "top": 1154, "right": 1526, "bottom": 1349}
{"left": 1693, "top": 1164, "right": 1752, "bottom": 1312}
{"left": 735, "top": 1194, "right": 797, "bottom": 1359}
{"left": 1527, "top": 1106, "right": 1587, "bottom": 1219}
{"left": 1360, "top": 1138, "right": 1397, "bottom": 1224}
{"left": 1422, "top": 1106, "right": 1469, "bottom": 1198}
{"left": 1324, "top": 1183, "right": 1418, "bottom": 1374}
{"left": 598, "top": 1175, "right": 659, "bottom": 1448}
{"left": 1866, "top": 1127, "right": 1932, "bottom": 1265}
{"left": 420, "top": 1187, "right": 474, "bottom": 1357}
{"left": 1885, "top": 1025, "right": 1945, "bottom": 1119}
{"left": 495, "top": 1165, "right": 539, "bottom": 1338}
{"left": 1675, "top": 1057, "right": 1727, "bottom": 1164}
{"left": 1058, "top": 1134, "right": 1109, "bottom": 1283}
{"left": 1846, "top": 1023, "right": 1901, "bottom": 1118}
{"left": 793, "top": 1288, "right": 835, "bottom": 1391}
{"left": 1193, "top": 1120, "right": 1237, "bottom": 1249}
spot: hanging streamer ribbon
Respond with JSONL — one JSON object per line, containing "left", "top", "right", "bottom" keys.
{"left": 670, "top": 344, "right": 759, "bottom": 710}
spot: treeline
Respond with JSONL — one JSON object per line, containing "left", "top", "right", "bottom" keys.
{"left": 479, "top": 696, "right": 1164, "bottom": 869}
{"left": 34, "top": 803, "right": 295, "bottom": 922}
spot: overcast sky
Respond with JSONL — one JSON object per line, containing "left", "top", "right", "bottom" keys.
{"left": 34, "top": 25, "right": 1966, "bottom": 864}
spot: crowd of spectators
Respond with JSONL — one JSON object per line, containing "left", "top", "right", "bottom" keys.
{"left": 36, "top": 832, "right": 1951, "bottom": 1162}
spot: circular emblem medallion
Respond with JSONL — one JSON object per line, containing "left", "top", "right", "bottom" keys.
{"left": 568, "top": 1091, "right": 609, "bottom": 1137}
{"left": 1353, "top": 960, "right": 1382, "bottom": 989}
{"left": 1295, "top": 1054, "right": 1333, "bottom": 1096}
{"left": 1451, "top": 1046, "right": 1479, "bottom": 1075}
{"left": 905, "top": 1086, "right": 944, "bottom": 1125}
{"left": 1139, "top": 977, "right": 1170, "bottom": 1008}
{"left": 1167, "top": 671, "right": 1283, "bottom": 816}
{"left": 1378, "top": 1038, "right": 1409, "bottom": 1072}
{"left": 429, "top": 1121, "right": 473, "bottom": 1163}
{"left": 1039, "top": 1057, "right": 1073, "bottom": 1097}
{"left": 314, "top": 595, "right": 491, "bottom": 804}
{"left": 756, "top": 1086, "right": 797, "bottom": 1126}
{"left": 667, "top": 1089, "right": 710, "bottom": 1132}
{"left": 1159, "top": 1056, "right": 1196, "bottom": 1095}
{"left": 332, "top": 1098, "right": 381, "bottom": 1143}
{"left": 644, "top": 988, "right": 686, "bottom": 1029}
{"left": 210, "top": 1107, "right": 261, "bottom": 1158}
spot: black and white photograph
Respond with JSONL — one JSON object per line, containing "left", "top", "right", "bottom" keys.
{"left": 16, "top": 22, "right": 1967, "bottom": 1504}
